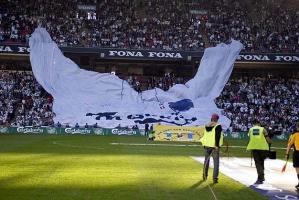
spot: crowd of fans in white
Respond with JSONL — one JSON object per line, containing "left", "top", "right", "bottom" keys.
{"left": 0, "top": 70, "right": 298, "bottom": 133}
{"left": 0, "top": 70, "right": 54, "bottom": 127}
{"left": 215, "top": 76, "right": 299, "bottom": 133}
{"left": 205, "top": 0, "right": 299, "bottom": 52}
{"left": 0, "top": 0, "right": 298, "bottom": 52}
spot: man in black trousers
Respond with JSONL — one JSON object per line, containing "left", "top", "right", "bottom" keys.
{"left": 200, "top": 114, "right": 223, "bottom": 183}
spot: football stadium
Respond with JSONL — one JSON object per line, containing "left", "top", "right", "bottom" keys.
{"left": 0, "top": 0, "right": 299, "bottom": 199}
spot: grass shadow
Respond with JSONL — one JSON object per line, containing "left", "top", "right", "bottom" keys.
{"left": 189, "top": 180, "right": 206, "bottom": 190}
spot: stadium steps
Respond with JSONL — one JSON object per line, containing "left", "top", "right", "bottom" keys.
{"left": 201, "top": 27, "right": 210, "bottom": 48}
{"left": 135, "top": 0, "right": 147, "bottom": 19}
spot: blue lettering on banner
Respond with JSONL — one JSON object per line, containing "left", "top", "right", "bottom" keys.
{"left": 188, "top": 133, "right": 193, "bottom": 140}
{"left": 87, "top": 112, "right": 197, "bottom": 126}
{"left": 168, "top": 99, "right": 194, "bottom": 112}
{"left": 166, "top": 133, "right": 172, "bottom": 140}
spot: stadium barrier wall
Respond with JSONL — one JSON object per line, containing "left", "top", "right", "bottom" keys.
{"left": 0, "top": 126, "right": 289, "bottom": 140}
{"left": 0, "top": 126, "right": 144, "bottom": 136}
{"left": 223, "top": 131, "right": 290, "bottom": 140}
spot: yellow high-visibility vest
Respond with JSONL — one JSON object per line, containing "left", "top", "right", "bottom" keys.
{"left": 200, "top": 124, "right": 223, "bottom": 147}
{"left": 246, "top": 126, "right": 269, "bottom": 150}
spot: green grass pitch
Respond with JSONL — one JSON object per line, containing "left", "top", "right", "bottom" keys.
{"left": 0, "top": 135, "right": 287, "bottom": 200}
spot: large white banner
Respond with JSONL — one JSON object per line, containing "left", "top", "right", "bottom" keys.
{"left": 29, "top": 28, "right": 243, "bottom": 128}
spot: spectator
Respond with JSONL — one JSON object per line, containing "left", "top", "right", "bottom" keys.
{"left": 145, "top": 123, "right": 149, "bottom": 137}
{"left": 216, "top": 75, "right": 299, "bottom": 133}
{"left": 56, "top": 121, "right": 61, "bottom": 128}
{"left": 0, "top": 70, "right": 54, "bottom": 126}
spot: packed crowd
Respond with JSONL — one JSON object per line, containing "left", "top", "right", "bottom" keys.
{"left": 0, "top": 70, "right": 54, "bottom": 126}
{"left": 216, "top": 76, "right": 299, "bottom": 133}
{"left": 0, "top": 0, "right": 205, "bottom": 50}
{"left": 1, "top": 0, "right": 298, "bottom": 52}
{"left": 205, "top": 0, "right": 299, "bottom": 52}
{"left": 127, "top": 73, "right": 187, "bottom": 91}
{"left": 0, "top": 70, "right": 298, "bottom": 133}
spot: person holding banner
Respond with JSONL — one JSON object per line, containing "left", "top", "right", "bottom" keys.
{"left": 285, "top": 122, "right": 299, "bottom": 190}
{"left": 246, "top": 119, "right": 271, "bottom": 185}
{"left": 200, "top": 114, "right": 223, "bottom": 183}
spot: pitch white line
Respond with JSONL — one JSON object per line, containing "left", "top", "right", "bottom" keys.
{"left": 110, "top": 142, "right": 201, "bottom": 147}
{"left": 110, "top": 142, "right": 286, "bottom": 150}
{"left": 207, "top": 184, "right": 218, "bottom": 200}
{"left": 52, "top": 141, "right": 105, "bottom": 150}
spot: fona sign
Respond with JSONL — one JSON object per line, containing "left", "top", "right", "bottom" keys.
{"left": 108, "top": 50, "right": 183, "bottom": 59}
{"left": 238, "top": 54, "right": 299, "bottom": 62}
{"left": 0, "top": 46, "right": 30, "bottom": 53}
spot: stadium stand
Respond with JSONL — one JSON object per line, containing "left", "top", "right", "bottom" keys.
{"left": 205, "top": 0, "right": 299, "bottom": 52}
{"left": 0, "top": 70, "right": 54, "bottom": 126}
{"left": 0, "top": 0, "right": 298, "bottom": 131}
{"left": 216, "top": 75, "right": 299, "bottom": 133}
{"left": 0, "top": 0, "right": 298, "bottom": 52}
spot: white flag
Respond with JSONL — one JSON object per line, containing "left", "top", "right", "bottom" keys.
{"left": 29, "top": 28, "right": 243, "bottom": 128}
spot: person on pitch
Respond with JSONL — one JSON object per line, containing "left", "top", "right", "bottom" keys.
{"left": 246, "top": 119, "right": 271, "bottom": 184}
{"left": 285, "top": 122, "right": 299, "bottom": 190}
{"left": 200, "top": 113, "right": 223, "bottom": 183}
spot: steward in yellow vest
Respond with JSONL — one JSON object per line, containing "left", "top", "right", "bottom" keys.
{"left": 200, "top": 124, "right": 224, "bottom": 148}
{"left": 247, "top": 126, "right": 269, "bottom": 151}
{"left": 200, "top": 114, "right": 223, "bottom": 184}
{"left": 247, "top": 119, "right": 271, "bottom": 185}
